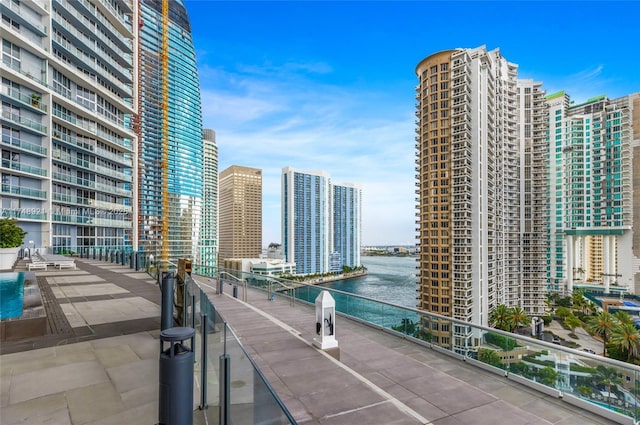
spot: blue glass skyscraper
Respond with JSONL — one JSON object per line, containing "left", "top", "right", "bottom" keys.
{"left": 282, "top": 167, "right": 331, "bottom": 275}
{"left": 282, "top": 167, "right": 362, "bottom": 275}
{"left": 137, "top": 0, "right": 203, "bottom": 262}
{"left": 332, "top": 182, "right": 362, "bottom": 270}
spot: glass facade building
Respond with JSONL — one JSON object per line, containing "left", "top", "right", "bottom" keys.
{"left": 332, "top": 182, "right": 362, "bottom": 270}
{"left": 199, "top": 128, "right": 217, "bottom": 268}
{"left": 282, "top": 167, "right": 331, "bottom": 275}
{"left": 137, "top": 0, "right": 203, "bottom": 262}
{"left": 547, "top": 91, "right": 635, "bottom": 294}
{"left": 1, "top": 0, "right": 136, "bottom": 251}
{"left": 282, "top": 167, "right": 361, "bottom": 275}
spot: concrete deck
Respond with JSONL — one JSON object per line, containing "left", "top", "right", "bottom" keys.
{"left": 200, "top": 282, "right": 620, "bottom": 425}
{"left": 1, "top": 259, "right": 167, "bottom": 425}
{"left": 0, "top": 258, "right": 621, "bottom": 424}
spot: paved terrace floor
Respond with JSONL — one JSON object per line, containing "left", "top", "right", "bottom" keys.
{"left": 197, "top": 280, "right": 620, "bottom": 425}
{"left": 0, "top": 258, "right": 182, "bottom": 425}
{"left": 0, "top": 258, "right": 620, "bottom": 425}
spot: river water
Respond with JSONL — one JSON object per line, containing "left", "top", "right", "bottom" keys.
{"left": 321, "top": 255, "right": 418, "bottom": 308}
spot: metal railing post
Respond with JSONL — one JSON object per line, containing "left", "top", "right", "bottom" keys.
{"left": 161, "top": 271, "right": 175, "bottom": 331}
{"left": 199, "top": 311, "right": 208, "bottom": 410}
{"left": 219, "top": 325, "right": 230, "bottom": 425}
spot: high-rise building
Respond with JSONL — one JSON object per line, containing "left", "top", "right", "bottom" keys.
{"left": 282, "top": 167, "right": 331, "bottom": 275}
{"left": 1, "top": 0, "right": 136, "bottom": 250}
{"left": 199, "top": 128, "right": 217, "bottom": 269}
{"left": 414, "top": 46, "right": 548, "bottom": 350}
{"left": 628, "top": 93, "right": 640, "bottom": 293}
{"left": 137, "top": 0, "right": 203, "bottom": 263}
{"left": 547, "top": 91, "right": 638, "bottom": 294}
{"left": 332, "top": 182, "right": 362, "bottom": 270}
{"left": 282, "top": 167, "right": 362, "bottom": 275}
{"left": 218, "top": 165, "right": 262, "bottom": 261}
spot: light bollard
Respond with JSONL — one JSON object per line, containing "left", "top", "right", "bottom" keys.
{"left": 158, "top": 327, "right": 194, "bottom": 425}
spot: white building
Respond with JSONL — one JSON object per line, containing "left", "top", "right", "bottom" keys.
{"left": 282, "top": 166, "right": 362, "bottom": 275}
{"left": 547, "top": 92, "right": 637, "bottom": 295}
{"left": 1, "top": 0, "right": 136, "bottom": 251}
{"left": 415, "top": 46, "right": 547, "bottom": 351}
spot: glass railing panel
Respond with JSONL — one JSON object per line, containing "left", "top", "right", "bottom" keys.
{"left": 188, "top": 267, "right": 640, "bottom": 424}
{"left": 225, "top": 324, "right": 296, "bottom": 425}
{"left": 200, "top": 293, "right": 224, "bottom": 423}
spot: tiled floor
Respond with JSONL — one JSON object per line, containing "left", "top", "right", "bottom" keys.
{"left": 1, "top": 259, "right": 166, "bottom": 424}
{"left": 0, "top": 259, "right": 628, "bottom": 425}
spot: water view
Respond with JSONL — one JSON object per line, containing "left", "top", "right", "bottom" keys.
{"left": 323, "top": 255, "right": 417, "bottom": 308}
{"left": 292, "top": 256, "right": 419, "bottom": 329}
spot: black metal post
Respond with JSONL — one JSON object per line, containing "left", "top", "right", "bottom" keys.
{"left": 199, "top": 312, "right": 208, "bottom": 410}
{"left": 161, "top": 272, "right": 175, "bottom": 331}
{"left": 219, "top": 353, "right": 230, "bottom": 425}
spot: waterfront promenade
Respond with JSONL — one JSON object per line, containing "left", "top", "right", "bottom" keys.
{"left": 0, "top": 258, "right": 621, "bottom": 424}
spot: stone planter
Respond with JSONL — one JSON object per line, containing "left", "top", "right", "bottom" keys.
{"left": 0, "top": 247, "right": 20, "bottom": 270}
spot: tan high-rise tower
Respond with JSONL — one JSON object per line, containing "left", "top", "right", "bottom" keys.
{"left": 414, "top": 46, "right": 547, "bottom": 351}
{"left": 219, "top": 166, "right": 263, "bottom": 261}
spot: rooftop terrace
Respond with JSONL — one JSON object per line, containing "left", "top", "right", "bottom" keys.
{"left": 0, "top": 257, "right": 632, "bottom": 424}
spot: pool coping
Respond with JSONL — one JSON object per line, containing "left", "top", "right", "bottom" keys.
{"left": 1, "top": 271, "right": 47, "bottom": 341}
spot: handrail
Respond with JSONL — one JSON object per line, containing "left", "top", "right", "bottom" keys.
{"left": 266, "top": 278, "right": 296, "bottom": 307}
{"left": 212, "top": 268, "right": 640, "bottom": 424}
{"left": 218, "top": 272, "right": 247, "bottom": 302}
{"left": 113, "top": 257, "right": 640, "bottom": 423}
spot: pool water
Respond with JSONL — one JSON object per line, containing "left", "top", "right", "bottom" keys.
{"left": 0, "top": 272, "right": 25, "bottom": 320}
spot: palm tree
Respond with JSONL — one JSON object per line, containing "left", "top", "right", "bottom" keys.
{"left": 478, "top": 348, "right": 503, "bottom": 368}
{"left": 613, "top": 310, "right": 634, "bottom": 326}
{"left": 610, "top": 322, "right": 640, "bottom": 362}
{"left": 489, "top": 304, "right": 512, "bottom": 332}
{"left": 587, "top": 311, "right": 614, "bottom": 356}
{"left": 571, "top": 288, "right": 585, "bottom": 311}
{"left": 594, "top": 365, "right": 623, "bottom": 406}
{"left": 565, "top": 314, "right": 582, "bottom": 336}
{"left": 509, "top": 307, "right": 529, "bottom": 333}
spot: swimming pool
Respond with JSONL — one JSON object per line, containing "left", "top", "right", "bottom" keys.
{"left": 0, "top": 272, "right": 25, "bottom": 320}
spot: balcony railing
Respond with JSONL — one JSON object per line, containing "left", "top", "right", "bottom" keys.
{"left": 1, "top": 110, "right": 47, "bottom": 133}
{"left": 1, "top": 158, "right": 47, "bottom": 176}
{"left": 1, "top": 184, "right": 47, "bottom": 199}
{"left": 194, "top": 267, "right": 640, "bottom": 425}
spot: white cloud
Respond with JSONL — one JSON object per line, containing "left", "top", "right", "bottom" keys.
{"left": 200, "top": 61, "right": 416, "bottom": 245}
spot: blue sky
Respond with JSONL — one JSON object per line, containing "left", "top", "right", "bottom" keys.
{"left": 185, "top": 1, "right": 640, "bottom": 246}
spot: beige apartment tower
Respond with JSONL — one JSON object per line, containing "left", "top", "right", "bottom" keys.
{"left": 219, "top": 166, "right": 263, "bottom": 261}
{"left": 414, "top": 46, "right": 548, "bottom": 352}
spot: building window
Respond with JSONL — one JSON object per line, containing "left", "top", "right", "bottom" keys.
{"left": 2, "top": 39, "right": 20, "bottom": 68}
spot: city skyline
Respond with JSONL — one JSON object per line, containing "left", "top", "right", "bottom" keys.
{"left": 186, "top": 0, "right": 640, "bottom": 246}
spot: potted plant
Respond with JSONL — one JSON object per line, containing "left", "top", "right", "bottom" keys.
{"left": 31, "top": 93, "right": 41, "bottom": 107}
{"left": 0, "top": 218, "right": 27, "bottom": 270}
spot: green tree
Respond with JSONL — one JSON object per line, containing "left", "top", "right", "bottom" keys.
{"left": 587, "top": 311, "right": 614, "bottom": 356}
{"left": 555, "top": 306, "right": 572, "bottom": 321}
{"left": 564, "top": 314, "right": 582, "bottom": 336}
{"left": 509, "top": 362, "right": 535, "bottom": 380}
{"left": 613, "top": 310, "right": 634, "bottom": 326}
{"left": 576, "top": 385, "right": 593, "bottom": 398}
{"left": 489, "top": 304, "right": 513, "bottom": 331}
{"left": 478, "top": 348, "right": 503, "bottom": 368}
{"left": 392, "top": 318, "right": 418, "bottom": 337}
{"left": 509, "top": 307, "right": 529, "bottom": 333}
{"left": 594, "top": 365, "right": 623, "bottom": 406}
{"left": 610, "top": 322, "right": 640, "bottom": 362}
{"left": 0, "top": 218, "right": 27, "bottom": 248}
{"left": 537, "top": 366, "right": 560, "bottom": 387}
{"left": 571, "top": 288, "right": 586, "bottom": 312}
